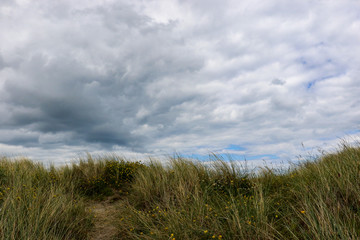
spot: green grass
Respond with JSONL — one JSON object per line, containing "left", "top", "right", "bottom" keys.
{"left": 0, "top": 142, "right": 360, "bottom": 239}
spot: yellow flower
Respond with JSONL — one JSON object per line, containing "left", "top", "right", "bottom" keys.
{"left": 300, "top": 210, "right": 305, "bottom": 214}
{"left": 204, "top": 230, "right": 208, "bottom": 234}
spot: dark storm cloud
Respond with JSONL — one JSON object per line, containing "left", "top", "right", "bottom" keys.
{"left": 3, "top": 56, "right": 103, "bottom": 129}
{"left": 0, "top": 0, "right": 205, "bottom": 151}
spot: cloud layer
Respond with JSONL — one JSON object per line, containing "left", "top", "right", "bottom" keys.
{"left": 1, "top": 0, "right": 359, "bottom": 164}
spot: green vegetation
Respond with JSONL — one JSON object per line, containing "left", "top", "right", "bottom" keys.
{"left": 1, "top": 142, "right": 360, "bottom": 239}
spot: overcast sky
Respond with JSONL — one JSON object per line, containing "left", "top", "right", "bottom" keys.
{"left": 0, "top": 0, "right": 359, "bottom": 165}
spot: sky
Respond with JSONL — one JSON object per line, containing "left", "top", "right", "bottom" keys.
{"left": 0, "top": 0, "right": 359, "bottom": 166}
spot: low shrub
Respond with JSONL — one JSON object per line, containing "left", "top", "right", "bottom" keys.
{"left": 77, "top": 158, "right": 144, "bottom": 197}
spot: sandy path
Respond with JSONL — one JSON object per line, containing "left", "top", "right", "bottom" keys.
{"left": 87, "top": 196, "right": 121, "bottom": 240}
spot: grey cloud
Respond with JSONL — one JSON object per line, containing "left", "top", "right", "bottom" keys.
{"left": 95, "top": 3, "right": 153, "bottom": 30}
{"left": 271, "top": 79, "right": 285, "bottom": 85}
{"left": 0, "top": 54, "right": 5, "bottom": 70}
{"left": 0, "top": 1, "right": 205, "bottom": 151}
{"left": 0, "top": 129, "right": 39, "bottom": 147}
{"left": 0, "top": 0, "right": 12, "bottom": 7}
{"left": 0, "top": 0, "right": 359, "bottom": 164}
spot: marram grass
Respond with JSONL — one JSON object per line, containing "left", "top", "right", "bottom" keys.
{"left": 0, "top": 142, "right": 360, "bottom": 239}
{"left": 0, "top": 158, "right": 92, "bottom": 240}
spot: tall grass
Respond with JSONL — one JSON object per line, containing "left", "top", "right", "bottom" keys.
{"left": 0, "top": 158, "right": 92, "bottom": 240}
{"left": 114, "top": 144, "right": 360, "bottom": 239}
{"left": 0, "top": 155, "right": 142, "bottom": 239}
{"left": 0, "top": 142, "right": 360, "bottom": 239}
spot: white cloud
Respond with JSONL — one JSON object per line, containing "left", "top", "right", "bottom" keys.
{"left": 0, "top": 0, "right": 359, "bottom": 166}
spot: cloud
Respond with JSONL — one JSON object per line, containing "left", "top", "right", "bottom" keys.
{"left": 271, "top": 79, "right": 285, "bottom": 86}
{"left": 0, "top": 0, "right": 359, "bottom": 165}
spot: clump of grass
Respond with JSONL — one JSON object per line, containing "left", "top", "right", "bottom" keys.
{"left": 114, "top": 157, "right": 264, "bottom": 239}
{"left": 0, "top": 158, "right": 92, "bottom": 240}
{"left": 276, "top": 144, "right": 360, "bottom": 239}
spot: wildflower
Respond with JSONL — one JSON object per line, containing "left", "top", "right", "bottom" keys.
{"left": 300, "top": 210, "right": 305, "bottom": 214}
{"left": 218, "top": 235, "right": 223, "bottom": 239}
{"left": 212, "top": 235, "right": 216, "bottom": 238}
{"left": 204, "top": 230, "right": 208, "bottom": 234}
